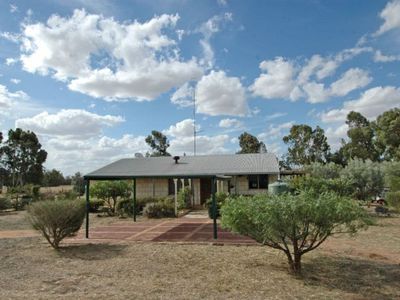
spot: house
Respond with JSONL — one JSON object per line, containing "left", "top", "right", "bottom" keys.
{"left": 83, "top": 153, "right": 280, "bottom": 239}
{"left": 84, "top": 153, "right": 280, "bottom": 205}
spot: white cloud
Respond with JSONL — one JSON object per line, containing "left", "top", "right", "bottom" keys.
{"left": 169, "top": 134, "right": 230, "bottom": 156}
{"left": 330, "top": 68, "right": 372, "bottom": 97}
{"left": 219, "top": 118, "right": 243, "bottom": 128}
{"left": 196, "top": 70, "right": 248, "bottom": 116}
{"left": 0, "top": 84, "right": 28, "bottom": 110}
{"left": 15, "top": 109, "right": 124, "bottom": 139}
{"left": 17, "top": 9, "right": 203, "bottom": 101}
{"left": 374, "top": 0, "right": 400, "bottom": 36}
{"left": 259, "top": 121, "right": 294, "bottom": 141}
{"left": 163, "top": 118, "right": 197, "bottom": 138}
{"left": 5, "top": 58, "right": 17, "bottom": 66}
{"left": 10, "top": 4, "right": 18, "bottom": 13}
{"left": 10, "top": 78, "right": 21, "bottom": 84}
{"left": 250, "top": 57, "right": 298, "bottom": 100}
{"left": 265, "top": 112, "right": 287, "bottom": 120}
{"left": 321, "top": 86, "right": 400, "bottom": 123}
{"left": 217, "top": 0, "right": 228, "bottom": 6}
{"left": 325, "top": 124, "right": 348, "bottom": 150}
{"left": 374, "top": 50, "right": 400, "bottom": 62}
{"left": 170, "top": 82, "right": 194, "bottom": 107}
{"left": 251, "top": 47, "right": 372, "bottom": 103}
{"left": 197, "top": 13, "right": 233, "bottom": 69}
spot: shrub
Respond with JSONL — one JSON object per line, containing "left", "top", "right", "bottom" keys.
{"left": 27, "top": 200, "right": 86, "bottom": 249}
{"left": 221, "top": 191, "right": 370, "bottom": 275}
{"left": 136, "top": 197, "right": 159, "bottom": 212}
{"left": 0, "top": 197, "right": 11, "bottom": 211}
{"left": 289, "top": 176, "right": 353, "bottom": 197}
{"left": 206, "top": 192, "right": 228, "bottom": 219}
{"left": 143, "top": 198, "right": 175, "bottom": 218}
{"left": 177, "top": 187, "right": 192, "bottom": 209}
{"left": 386, "top": 191, "right": 400, "bottom": 212}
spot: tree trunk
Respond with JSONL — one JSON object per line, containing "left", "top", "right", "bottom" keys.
{"left": 287, "top": 252, "right": 302, "bottom": 275}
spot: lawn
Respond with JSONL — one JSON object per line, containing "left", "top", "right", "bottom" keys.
{"left": 0, "top": 212, "right": 399, "bottom": 299}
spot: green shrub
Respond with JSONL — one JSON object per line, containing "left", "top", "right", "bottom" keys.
{"left": 221, "top": 191, "right": 370, "bottom": 274}
{"left": 136, "top": 197, "right": 159, "bottom": 212}
{"left": 177, "top": 187, "right": 192, "bottom": 209}
{"left": 27, "top": 200, "right": 86, "bottom": 249}
{"left": 143, "top": 198, "right": 175, "bottom": 218}
{"left": 386, "top": 191, "right": 400, "bottom": 212}
{"left": 206, "top": 192, "right": 228, "bottom": 219}
{"left": 0, "top": 197, "right": 11, "bottom": 211}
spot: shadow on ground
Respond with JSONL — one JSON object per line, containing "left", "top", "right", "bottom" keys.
{"left": 57, "top": 243, "right": 128, "bottom": 261}
{"left": 302, "top": 255, "right": 400, "bottom": 300}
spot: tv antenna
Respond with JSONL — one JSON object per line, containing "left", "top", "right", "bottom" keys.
{"left": 193, "top": 86, "right": 196, "bottom": 156}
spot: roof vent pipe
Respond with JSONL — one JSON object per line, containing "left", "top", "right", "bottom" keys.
{"left": 173, "top": 156, "right": 180, "bottom": 164}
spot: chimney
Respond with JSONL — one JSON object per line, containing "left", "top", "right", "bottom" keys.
{"left": 173, "top": 156, "right": 180, "bottom": 164}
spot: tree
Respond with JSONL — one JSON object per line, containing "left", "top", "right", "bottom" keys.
{"left": 374, "top": 108, "right": 400, "bottom": 161}
{"left": 72, "top": 172, "right": 85, "bottom": 196}
{"left": 237, "top": 132, "right": 266, "bottom": 154}
{"left": 145, "top": 130, "right": 171, "bottom": 157}
{"left": 0, "top": 128, "right": 47, "bottom": 186}
{"left": 283, "top": 125, "right": 330, "bottom": 166}
{"left": 90, "top": 181, "right": 130, "bottom": 215}
{"left": 221, "top": 191, "right": 369, "bottom": 275}
{"left": 341, "top": 159, "right": 384, "bottom": 201}
{"left": 341, "top": 111, "right": 380, "bottom": 162}
{"left": 42, "top": 169, "right": 66, "bottom": 187}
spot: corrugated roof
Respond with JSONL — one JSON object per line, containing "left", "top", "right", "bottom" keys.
{"left": 84, "top": 153, "right": 279, "bottom": 179}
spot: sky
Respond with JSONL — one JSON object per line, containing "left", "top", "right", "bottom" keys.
{"left": 0, "top": 0, "right": 400, "bottom": 175}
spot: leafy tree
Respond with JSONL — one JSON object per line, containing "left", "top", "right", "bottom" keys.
{"left": 145, "top": 130, "right": 171, "bottom": 157}
{"left": 221, "top": 191, "right": 369, "bottom": 275}
{"left": 374, "top": 108, "right": 400, "bottom": 161}
{"left": 305, "top": 162, "right": 342, "bottom": 180}
{"left": 72, "top": 172, "right": 85, "bottom": 196}
{"left": 341, "top": 111, "right": 380, "bottom": 161}
{"left": 283, "top": 125, "right": 330, "bottom": 166}
{"left": 237, "top": 132, "right": 267, "bottom": 154}
{"left": 42, "top": 169, "right": 66, "bottom": 187}
{"left": 0, "top": 128, "right": 47, "bottom": 186}
{"left": 90, "top": 180, "right": 130, "bottom": 215}
{"left": 341, "top": 159, "right": 384, "bottom": 200}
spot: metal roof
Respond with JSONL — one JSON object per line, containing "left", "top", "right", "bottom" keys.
{"left": 84, "top": 153, "right": 279, "bottom": 179}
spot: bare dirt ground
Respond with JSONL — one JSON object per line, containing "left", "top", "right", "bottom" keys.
{"left": 0, "top": 212, "right": 399, "bottom": 299}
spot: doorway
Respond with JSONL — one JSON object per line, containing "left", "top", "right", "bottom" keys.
{"left": 200, "top": 178, "right": 212, "bottom": 205}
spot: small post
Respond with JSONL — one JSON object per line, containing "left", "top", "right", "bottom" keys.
{"left": 85, "top": 180, "right": 90, "bottom": 239}
{"left": 133, "top": 178, "right": 137, "bottom": 222}
{"left": 211, "top": 177, "right": 217, "bottom": 239}
{"left": 173, "top": 178, "right": 178, "bottom": 217}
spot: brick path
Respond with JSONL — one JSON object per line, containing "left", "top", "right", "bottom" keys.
{"left": 67, "top": 218, "right": 258, "bottom": 245}
{"left": 0, "top": 230, "right": 39, "bottom": 239}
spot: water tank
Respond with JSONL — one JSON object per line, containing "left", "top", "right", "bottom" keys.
{"left": 268, "top": 180, "right": 289, "bottom": 195}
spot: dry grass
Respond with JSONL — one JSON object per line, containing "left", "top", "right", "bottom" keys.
{"left": 0, "top": 212, "right": 399, "bottom": 299}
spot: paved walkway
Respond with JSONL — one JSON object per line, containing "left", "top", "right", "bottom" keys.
{"left": 67, "top": 217, "right": 258, "bottom": 245}
{"left": 0, "top": 230, "right": 39, "bottom": 239}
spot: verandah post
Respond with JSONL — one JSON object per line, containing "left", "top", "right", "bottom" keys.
{"left": 133, "top": 178, "right": 137, "bottom": 222}
{"left": 211, "top": 176, "right": 217, "bottom": 239}
{"left": 85, "top": 179, "right": 90, "bottom": 239}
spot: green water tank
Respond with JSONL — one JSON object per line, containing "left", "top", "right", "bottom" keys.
{"left": 268, "top": 180, "right": 289, "bottom": 195}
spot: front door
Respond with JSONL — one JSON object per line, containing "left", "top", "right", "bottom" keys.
{"left": 200, "top": 178, "right": 212, "bottom": 204}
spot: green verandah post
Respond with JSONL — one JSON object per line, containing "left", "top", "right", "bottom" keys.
{"left": 211, "top": 176, "right": 217, "bottom": 239}
{"left": 132, "top": 178, "right": 137, "bottom": 222}
{"left": 85, "top": 180, "right": 90, "bottom": 238}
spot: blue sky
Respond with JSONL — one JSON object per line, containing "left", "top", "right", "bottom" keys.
{"left": 0, "top": 0, "right": 399, "bottom": 175}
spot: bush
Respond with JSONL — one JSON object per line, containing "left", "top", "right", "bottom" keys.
{"left": 27, "top": 200, "right": 86, "bottom": 249}
{"left": 143, "top": 198, "right": 175, "bottom": 218}
{"left": 136, "top": 197, "right": 159, "bottom": 213}
{"left": 386, "top": 191, "right": 400, "bottom": 212}
{"left": 221, "top": 191, "right": 370, "bottom": 274}
{"left": 289, "top": 176, "right": 353, "bottom": 197}
{"left": 206, "top": 192, "right": 228, "bottom": 219}
{"left": 177, "top": 187, "right": 191, "bottom": 209}
{"left": 0, "top": 197, "right": 11, "bottom": 211}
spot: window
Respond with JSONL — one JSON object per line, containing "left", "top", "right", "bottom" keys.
{"left": 248, "top": 174, "right": 269, "bottom": 189}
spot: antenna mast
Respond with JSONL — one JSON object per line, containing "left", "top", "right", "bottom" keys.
{"left": 193, "top": 86, "right": 196, "bottom": 156}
